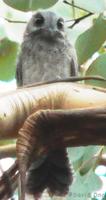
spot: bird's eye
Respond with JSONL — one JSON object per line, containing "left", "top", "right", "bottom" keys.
{"left": 34, "top": 15, "right": 44, "bottom": 27}
{"left": 57, "top": 19, "right": 64, "bottom": 29}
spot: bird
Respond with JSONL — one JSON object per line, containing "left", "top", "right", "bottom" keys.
{"left": 16, "top": 10, "right": 78, "bottom": 199}
{"left": 16, "top": 10, "right": 78, "bottom": 86}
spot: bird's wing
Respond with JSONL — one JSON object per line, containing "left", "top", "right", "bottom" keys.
{"left": 70, "top": 56, "right": 79, "bottom": 76}
{"left": 69, "top": 43, "right": 79, "bottom": 76}
{"left": 16, "top": 55, "right": 23, "bottom": 87}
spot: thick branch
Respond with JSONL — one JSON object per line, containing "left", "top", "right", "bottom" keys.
{"left": 0, "top": 81, "right": 105, "bottom": 199}
{"left": 0, "top": 82, "right": 106, "bottom": 139}
{"left": 17, "top": 107, "right": 106, "bottom": 167}
{"left": 0, "top": 106, "right": 105, "bottom": 199}
{"left": 17, "top": 107, "right": 106, "bottom": 200}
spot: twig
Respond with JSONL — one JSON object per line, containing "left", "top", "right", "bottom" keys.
{"left": 68, "top": 12, "right": 93, "bottom": 28}
{"left": 0, "top": 16, "right": 27, "bottom": 24}
{"left": 71, "top": 0, "right": 76, "bottom": 18}
{"left": 63, "top": 0, "right": 93, "bottom": 13}
{"left": 0, "top": 161, "right": 18, "bottom": 199}
{"left": 22, "top": 75, "right": 106, "bottom": 88}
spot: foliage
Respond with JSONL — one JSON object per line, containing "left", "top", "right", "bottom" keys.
{"left": 0, "top": 0, "right": 106, "bottom": 200}
{"left": 0, "top": 38, "right": 18, "bottom": 80}
{"left": 3, "top": 0, "right": 58, "bottom": 11}
{"left": 76, "top": 15, "right": 106, "bottom": 65}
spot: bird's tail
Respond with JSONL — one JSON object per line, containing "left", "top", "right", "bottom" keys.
{"left": 26, "top": 148, "right": 74, "bottom": 199}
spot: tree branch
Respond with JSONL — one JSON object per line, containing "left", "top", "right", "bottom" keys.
{"left": 0, "top": 82, "right": 106, "bottom": 139}
{"left": 68, "top": 12, "right": 93, "bottom": 28}
{"left": 0, "top": 16, "right": 27, "bottom": 24}
{"left": 0, "top": 82, "right": 105, "bottom": 199}
{"left": 63, "top": 0, "right": 93, "bottom": 13}
{"left": 0, "top": 160, "right": 18, "bottom": 199}
{"left": 63, "top": 0, "right": 94, "bottom": 28}
{"left": 17, "top": 107, "right": 106, "bottom": 200}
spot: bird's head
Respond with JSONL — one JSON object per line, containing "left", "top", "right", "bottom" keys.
{"left": 25, "top": 10, "right": 66, "bottom": 42}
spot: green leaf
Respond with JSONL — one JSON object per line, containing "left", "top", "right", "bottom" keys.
{"left": 102, "top": 193, "right": 106, "bottom": 200}
{"left": 0, "top": 24, "right": 7, "bottom": 39}
{"left": 102, "top": 146, "right": 106, "bottom": 154}
{"left": 85, "top": 53, "right": 106, "bottom": 88}
{"left": 67, "top": 147, "right": 84, "bottom": 170}
{"left": 75, "top": 15, "right": 106, "bottom": 65}
{"left": 80, "top": 146, "right": 101, "bottom": 175}
{"left": 68, "top": 147, "right": 85, "bottom": 162}
{"left": 0, "top": 38, "right": 18, "bottom": 81}
{"left": 67, "top": 170, "right": 102, "bottom": 200}
{"left": 68, "top": 0, "right": 106, "bottom": 13}
{"left": 3, "top": 0, "right": 58, "bottom": 11}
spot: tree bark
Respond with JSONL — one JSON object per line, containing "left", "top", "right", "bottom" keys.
{"left": 0, "top": 82, "right": 106, "bottom": 139}
{"left": 0, "top": 82, "right": 106, "bottom": 200}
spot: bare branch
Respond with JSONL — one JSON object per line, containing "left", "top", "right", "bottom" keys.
{"left": 68, "top": 13, "right": 93, "bottom": 28}
{"left": 0, "top": 82, "right": 106, "bottom": 139}
{"left": 0, "top": 16, "right": 27, "bottom": 24}
{"left": 0, "top": 160, "right": 18, "bottom": 199}
{"left": 63, "top": 0, "right": 93, "bottom": 13}
{"left": 22, "top": 75, "right": 106, "bottom": 88}
{"left": 0, "top": 82, "right": 105, "bottom": 199}
{"left": 63, "top": 0, "right": 94, "bottom": 28}
{"left": 17, "top": 107, "right": 106, "bottom": 200}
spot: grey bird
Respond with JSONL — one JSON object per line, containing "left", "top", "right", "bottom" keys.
{"left": 16, "top": 10, "right": 78, "bottom": 199}
{"left": 16, "top": 10, "right": 78, "bottom": 86}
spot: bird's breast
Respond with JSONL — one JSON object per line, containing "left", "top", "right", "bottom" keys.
{"left": 22, "top": 40, "right": 71, "bottom": 84}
